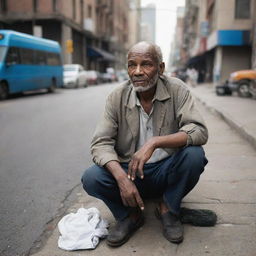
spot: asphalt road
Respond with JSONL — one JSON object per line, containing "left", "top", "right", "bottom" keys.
{"left": 0, "top": 83, "right": 117, "bottom": 256}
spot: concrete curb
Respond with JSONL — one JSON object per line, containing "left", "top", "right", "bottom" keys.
{"left": 193, "top": 94, "right": 256, "bottom": 151}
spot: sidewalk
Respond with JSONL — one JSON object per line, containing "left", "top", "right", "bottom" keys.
{"left": 190, "top": 83, "right": 256, "bottom": 150}
{"left": 31, "top": 84, "right": 256, "bottom": 256}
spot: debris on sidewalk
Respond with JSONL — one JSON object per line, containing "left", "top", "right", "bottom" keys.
{"left": 58, "top": 207, "right": 109, "bottom": 251}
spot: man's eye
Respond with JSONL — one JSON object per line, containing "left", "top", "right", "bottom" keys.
{"left": 128, "top": 64, "right": 136, "bottom": 68}
{"left": 143, "top": 63, "right": 152, "bottom": 67}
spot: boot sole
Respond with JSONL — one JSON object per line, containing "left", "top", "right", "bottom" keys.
{"left": 180, "top": 207, "right": 217, "bottom": 226}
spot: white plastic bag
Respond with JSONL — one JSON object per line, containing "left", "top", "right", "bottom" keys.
{"left": 58, "top": 207, "right": 109, "bottom": 250}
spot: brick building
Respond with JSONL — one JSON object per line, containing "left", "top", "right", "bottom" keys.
{"left": 0, "top": 0, "right": 132, "bottom": 72}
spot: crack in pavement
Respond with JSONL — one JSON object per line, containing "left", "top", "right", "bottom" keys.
{"left": 27, "top": 183, "right": 82, "bottom": 256}
{"left": 203, "top": 197, "right": 223, "bottom": 203}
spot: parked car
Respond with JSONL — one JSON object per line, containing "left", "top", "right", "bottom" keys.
{"left": 63, "top": 64, "right": 87, "bottom": 88}
{"left": 101, "top": 73, "right": 112, "bottom": 83}
{"left": 116, "top": 70, "right": 129, "bottom": 82}
{"left": 228, "top": 69, "right": 256, "bottom": 98}
{"left": 215, "top": 80, "right": 232, "bottom": 96}
{"left": 101, "top": 72, "right": 118, "bottom": 83}
{"left": 85, "top": 70, "right": 100, "bottom": 85}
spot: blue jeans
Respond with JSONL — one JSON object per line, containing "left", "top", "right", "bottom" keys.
{"left": 81, "top": 146, "right": 208, "bottom": 221}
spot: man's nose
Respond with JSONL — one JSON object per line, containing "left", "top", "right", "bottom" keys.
{"left": 134, "top": 65, "right": 143, "bottom": 75}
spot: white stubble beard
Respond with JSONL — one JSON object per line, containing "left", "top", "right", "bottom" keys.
{"left": 132, "top": 72, "right": 159, "bottom": 92}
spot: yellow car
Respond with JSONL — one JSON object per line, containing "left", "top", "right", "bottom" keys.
{"left": 228, "top": 69, "right": 256, "bottom": 98}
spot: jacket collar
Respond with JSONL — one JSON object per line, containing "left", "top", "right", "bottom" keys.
{"left": 125, "top": 76, "right": 171, "bottom": 109}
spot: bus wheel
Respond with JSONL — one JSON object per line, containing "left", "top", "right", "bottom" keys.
{"left": 48, "top": 79, "right": 56, "bottom": 93}
{"left": 0, "top": 82, "right": 9, "bottom": 100}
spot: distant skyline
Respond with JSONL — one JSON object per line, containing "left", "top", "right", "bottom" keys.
{"left": 141, "top": 0, "right": 185, "bottom": 68}
{"left": 140, "top": 2, "right": 156, "bottom": 43}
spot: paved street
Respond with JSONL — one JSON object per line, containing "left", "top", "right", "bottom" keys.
{"left": 31, "top": 84, "right": 256, "bottom": 256}
{"left": 0, "top": 83, "right": 117, "bottom": 256}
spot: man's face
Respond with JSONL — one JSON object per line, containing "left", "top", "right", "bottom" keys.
{"left": 127, "top": 47, "right": 163, "bottom": 92}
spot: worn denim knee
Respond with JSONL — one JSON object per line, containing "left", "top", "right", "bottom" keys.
{"left": 81, "top": 165, "right": 109, "bottom": 197}
{"left": 181, "top": 146, "right": 208, "bottom": 170}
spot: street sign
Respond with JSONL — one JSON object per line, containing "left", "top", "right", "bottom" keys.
{"left": 66, "top": 39, "right": 73, "bottom": 53}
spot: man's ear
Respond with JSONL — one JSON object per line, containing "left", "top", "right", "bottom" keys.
{"left": 159, "top": 62, "right": 165, "bottom": 75}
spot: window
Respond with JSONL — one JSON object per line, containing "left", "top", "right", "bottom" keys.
{"left": 47, "top": 52, "right": 61, "bottom": 66}
{"left": 6, "top": 47, "right": 20, "bottom": 64}
{"left": 53, "top": 0, "right": 57, "bottom": 12}
{"left": 5, "top": 47, "right": 60, "bottom": 66}
{"left": 20, "top": 48, "right": 34, "bottom": 65}
{"left": 0, "top": 46, "right": 7, "bottom": 62}
{"left": 80, "top": 0, "right": 84, "bottom": 24}
{"left": 88, "top": 5, "right": 92, "bottom": 18}
{"left": 73, "top": 0, "right": 76, "bottom": 19}
{"left": 33, "top": 0, "right": 38, "bottom": 12}
{"left": 0, "top": 0, "right": 7, "bottom": 13}
{"left": 235, "top": 0, "right": 250, "bottom": 19}
{"left": 34, "top": 50, "right": 46, "bottom": 65}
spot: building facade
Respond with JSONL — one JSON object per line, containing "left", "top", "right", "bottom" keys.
{"left": 0, "top": 0, "right": 134, "bottom": 72}
{"left": 179, "top": 0, "right": 255, "bottom": 84}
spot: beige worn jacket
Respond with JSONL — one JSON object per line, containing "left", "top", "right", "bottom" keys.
{"left": 91, "top": 76, "right": 208, "bottom": 166}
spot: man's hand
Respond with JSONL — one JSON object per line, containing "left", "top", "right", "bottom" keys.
{"left": 128, "top": 138, "right": 156, "bottom": 181}
{"left": 105, "top": 160, "right": 144, "bottom": 210}
{"left": 127, "top": 132, "right": 188, "bottom": 181}
{"left": 117, "top": 176, "right": 144, "bottom": 210}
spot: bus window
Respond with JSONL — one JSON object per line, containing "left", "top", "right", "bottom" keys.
{"left": 0, "top": 46, "right": 7, "bottom": 62}
{"left": 47, "top": 52, "right": 61, "bottom": 66}
{"left": 35, "top": 50, "right": 47, "bottom": 65}
{"left": 5, "top": 47, "right": 20, "bottom": 65}
{"left": 20, "top": 48, "right": 34, "bottom": 65}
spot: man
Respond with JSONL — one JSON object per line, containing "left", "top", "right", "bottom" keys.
{"left": 81, "top": 41, "right": 208, "bottom": 246}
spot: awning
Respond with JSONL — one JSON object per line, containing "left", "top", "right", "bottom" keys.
{"left": 87, "top": 46, "right": 116, "bottom": 62}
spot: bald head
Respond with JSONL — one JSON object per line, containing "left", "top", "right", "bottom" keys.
{"left": 127, "top": 41, "right": 163, "bottom": 64}
{"left": 127, "top": 41, "right": 165, "bottom": 93}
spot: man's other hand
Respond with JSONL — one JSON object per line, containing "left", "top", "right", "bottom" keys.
{"left": 128, "top": 138, "right": 156, "bottom": 180}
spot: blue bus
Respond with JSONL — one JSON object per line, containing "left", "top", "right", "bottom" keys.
{"left": 0, "top": 30, "right": 63, "bottom": 100}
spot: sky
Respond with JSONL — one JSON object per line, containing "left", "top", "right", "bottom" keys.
{"left": 141, "top": 0, "right": 185, "bottom": 66}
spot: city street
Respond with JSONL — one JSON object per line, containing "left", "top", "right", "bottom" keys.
{"left": 0, "top": 83, "right": 117, "bottom": 256}
{"left": 1, "top": 82, "right": 256, "bottom": 256}
{"left": 1, "top": 0, "right": 256, "bottom": 255}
